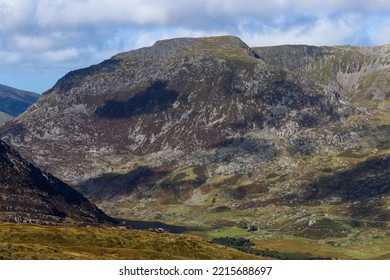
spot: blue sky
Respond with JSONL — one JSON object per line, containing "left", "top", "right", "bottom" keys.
{"left": 1, "top": 0, "right": 390, "bottom": 93}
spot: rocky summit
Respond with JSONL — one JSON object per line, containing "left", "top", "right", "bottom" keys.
{"left": 1, "top": 36, "right": 390, "bottom": 241}
{"left": 0, "top": 139, "right": 114, "bottom": 225}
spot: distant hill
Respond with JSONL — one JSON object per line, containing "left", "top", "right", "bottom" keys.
{"left": 0, "top": 84, "right": 39, "bottom": 122}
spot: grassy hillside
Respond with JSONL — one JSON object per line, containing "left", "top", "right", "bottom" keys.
{"left": 0, "top": 111, "right": 13, "bottom": 126}
{"left": 0, "top": 223, "right": 263, "bottom": 260}
{"left": 191, "top": 226, "right": 390, "bottom": 260}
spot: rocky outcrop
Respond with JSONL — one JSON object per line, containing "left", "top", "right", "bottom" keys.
{"left": 253, "top": 44, "right": 390, "bottom": 109}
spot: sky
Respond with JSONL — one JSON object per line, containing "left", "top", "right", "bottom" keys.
{"left": 1, "top": 0, "right": 390, "bottom": 93}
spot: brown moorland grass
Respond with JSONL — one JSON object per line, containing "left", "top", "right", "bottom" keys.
{"left": 0, "top": 223, "right": 264, "bottom": 260}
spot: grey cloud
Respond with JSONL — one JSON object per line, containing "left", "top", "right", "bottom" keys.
{"left": 3, "top": 0, "right": 388, "bottom": 31}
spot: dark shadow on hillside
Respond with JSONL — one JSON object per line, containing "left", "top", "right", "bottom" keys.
{"left": 77, "top": 166, "right": 172, "bottom": 202}
{"left": 94, "top": 80, "right": 179, "bottom": 119}
{"left": 235, "top": 154, "right": 390, "bottom": 229}
{"left": 229, "top": 114, "right": 264, "bottom": 131}
{"left": 211, "top": 137, "right": 277, "bottom": 163}
{"left": 115, "top": 218, "right": 187, "bottom": 233}
{"left": 311, "top": 155, "right": 390, "bottom": 201}
{"left": 255, "top": 79, "right": 342, "bottom": 129}
{"left": 264, "top": 154, "right": 390, "bottom": 221}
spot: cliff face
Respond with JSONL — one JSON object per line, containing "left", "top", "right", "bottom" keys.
{"left": 1, "top": 36, "right": 389, "bottom": 233}
{"left": 0, "top": 140, "right": 114, "bottom": 225}
{"left": 253, "top": 44, "right": 390, "bottom": 108}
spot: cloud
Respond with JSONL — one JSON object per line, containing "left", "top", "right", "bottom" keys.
{"left": 0, "top": 0, "right": 35, "bottom": 32}
{"left": 1, "top": 0, "right": 390, "bottom": 92}
{"left": 12, "top": 34, "right": 60, "bottom": 52}
{"left": 41, "top": 48, "right": 79, "bottom": 64}
{"left": 240, "top": 14, "right": 368, "bottom": 46}
{"left": 33, "top": 0, "right": 172, "bottom": 27}
{"left": 2, "top": 0, "right": 387, "bottom": 30}
{"left": 0, "top": 50, "right": 21, "bottom": 64}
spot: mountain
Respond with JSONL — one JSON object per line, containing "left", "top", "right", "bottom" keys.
{"left": 1, "top": 36, "right": 389, "bottom": 243}
{"left": 0, "top": 84, "right": 40, "bottom": 125}
{"left": 0, "top": 139, "right": 114, "bottom": 225}
{"left": 0, "top": 36, "right": 359, "bottom": 184}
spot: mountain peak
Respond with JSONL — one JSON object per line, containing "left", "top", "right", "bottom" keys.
{"left": 153, "top": 35, "right": 248, "bottom": 49}
{"left": 114, "top": 35, "right": 254, "bottom": 61}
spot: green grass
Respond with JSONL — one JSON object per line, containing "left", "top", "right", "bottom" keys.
{"left": 0, "top": 111, "right": 13, "bottom": 126}
{"left": 182, "top": 36, "right": 259, "bottom": 69}
{"left": 204, "top": 227, "right": 250, "bottom": 239}
{"left": 186, "top": 223, "right": 390, "bottom": 260}
{"left": 252, "top": 230, "right": 390, "bottom": 260}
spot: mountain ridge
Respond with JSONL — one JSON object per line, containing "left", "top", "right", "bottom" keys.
{"left": 1, "top": 36, "right": 362, "bottom": 182}
{"left": 1, "top": 36, "right": 389, "bottom": 242}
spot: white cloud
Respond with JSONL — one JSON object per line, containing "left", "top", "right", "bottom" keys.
{"left": 2, "top": 0, "right": 390, "bottom": 30}
{"left": 33, "top": 0, "right": 172, "bottom": 27}
{"left": 12, "top": 34, "right": 58, "bottom": 52}
{"left": 240, "top": 15, "right": 366, "bottom": 46}
{"left": 1, "top": 0, "right": 390, "bottom": 92}
{"left": 41, "top": 48, "right": 79, "bottom": 64}
{"left": 0, "top": 50, "right": 21, "bottom": 64}
{"left": 0, "top": 0, "right": 32, "bottom": 31}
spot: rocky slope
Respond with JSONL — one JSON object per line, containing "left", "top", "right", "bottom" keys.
{"left": 253, "top": 44, "right": 390, "bottom": 110}
{"left": 0, "top": 84, "right": 39, "bottom": 123}
{"left": 0, "top": 139, "right": 114, "bottom": 225}
{"left": 1, "top": 36, "right": 389, "bottom": 239}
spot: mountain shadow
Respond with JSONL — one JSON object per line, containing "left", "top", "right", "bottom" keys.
{"left": 310, "top": 154, "right": 390, "bottom": 202}
{"left": 115, "top": 218, "right": 187, "bottom": 233}
{"left": 94, "top": 80, "right": 179, "bottom": 119}
{"left": 77, "top": 166, "right": 170, "bottom": 201}
{"left": 211, "top": 137, "right": 277, "bottom": 164}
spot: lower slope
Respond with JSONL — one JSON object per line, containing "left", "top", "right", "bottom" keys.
{"left": 0, "top": 223, "right": 263, "bottom": 260}
{"left": 0, "top": 140, "right": 114, "bottom": 225}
